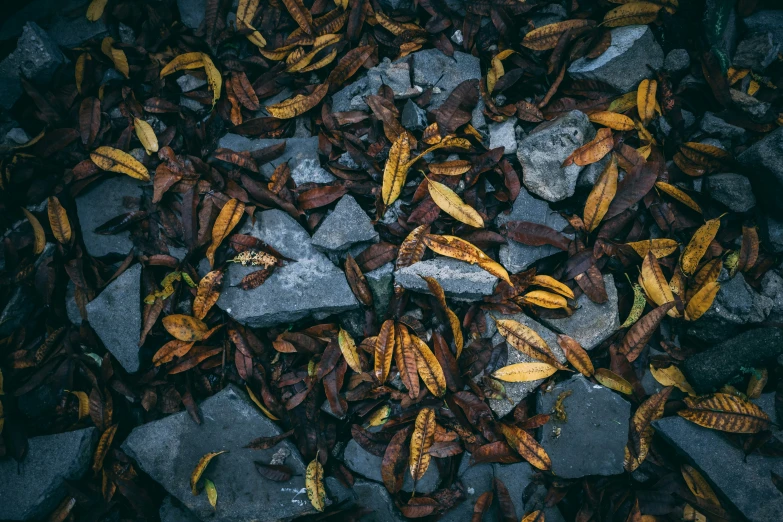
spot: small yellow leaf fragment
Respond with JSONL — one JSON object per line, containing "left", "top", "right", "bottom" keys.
{"left": 191, "top": 451, "right": 227, "bottom": 495}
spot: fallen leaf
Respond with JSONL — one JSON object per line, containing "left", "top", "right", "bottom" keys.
{"left": 492, "top": 362, "right": 558, "bottom": 382}
{"left": 498, "top": 423, "right": 551, "bottom": 471}
{"left": 382, "top": 132, "right": 411, "bottom": 207}
{"left": 651, "top": 365, "right": 696, "bottom": 395}
{"left": 557, "top": 334, "right": 594, "bottom": 377}
{"left": 680, "top": 217, "right": 721, "bottom": 276}
{"left": 594, "top": 368, "right": 633, "bottom": 394}
{"left": 305, "top": 457, "right": 325, "bottom": 511}
{"left": 678, "top": 393, "right": 770, "bottom": 433}
{"left": 374, "top": 319, "right": 395, "bottom": 384}
{"left": 191, "top": 451, "right": 227, "bottom": 495}
{"left": 626, "top": 238, "right": 679, "bottom": 259}
{"left": 206, "top": 199, "right": 245, "bottom": 268}
{"left": 604, "top": 2, "right": 662, "bottom": 27}
{"left": 637, "top": 79, "right": 657, "bottom": 126}
{"left": 583, "top": 155, "right": 618, "bottom": 232}
{"left": 684, "top": 281, "right": 720, "bottom": 321}
{"left": 90, "top": 146, "right": 150, "bottom": 181}
{"left": 266, "top": 83, "right": 329, "bottom": 119}
{"left": 409, "top": 407, "right": 436, "bottom": 483}
{"left": 424, "top": 234, "right": 511, "bottom": 284}
{"left": 47, "top": 196, "right": 72, "bottom": 244}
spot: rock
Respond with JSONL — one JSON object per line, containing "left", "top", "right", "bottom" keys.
{"left": 76, "top": 175, "right": 143, "bottom": 258}
{"left": 176, "top": 74, "right": 207, "bottom": 92}
{"left": 734, "top": 32, "right": 779, "bottom": 70}
{"left": 177, "top": 0, "right": 206, "bottom": 29}
{"left": 653, "top": 109, "right": 695, "bottom": 139}
{"left": 699, "top": 111, "right": 746, "bottom": 144}
{"left": 179, "top": 96, "right": 204, "bottom": 113}
{"left": 123, "top": 385, "right": 319, "bottom": 522}
{"left": 568, "top": 26, "right": 663, "bottom": 93}
{"left": 537, "top": 375, "right": 631, "bottom": 478}
{"left": 686, "top": 271, "right": 773, "bottom": 343}
{"left": 0, "top": 284, "right": 38, "bottom": 338}
{"left": 494, "top": 461, "right": 565, "bottom": 522}
{"left": 118, "top": 23, "right": 135, "bottom": 45}
{"left": 664, "top": 48, "right": 690, "bottom": 75}
{"left": 217, "top": 209, "right": 359, "bottom": 328}
{"left": 160, "top": 496, "right": 200, "bottom": 522}
{"left": 85, "top": 264, "right": 143, "bottom": 373}
{"left": 311, "top": 195, "right": 378, "bottom": 252}
{"left": 704, "top": 173, "right": 756, "bottom": 212}
{"left": 761, "top": 269, "right": 783, "bottom": 323}
{"left": 6, "top": 127, "right": 30, "bottom": 145}
{"left": 338, "top": 151, "right": 359, "bottom": 169}
{"left": 343, "top": 439, "right": 440, "bottom": 494}
{"left": 683, "top": 328, "right": 783, "bottom": 394}
{"left": 488, "top": 117, "right": 518, "bottom": 155}
{"left": 653, "top": 416, "right": 783, "bottom": 522}
{"left": 401, "top": 99, "right": 427, "bottom": 131}
{"left": 47, "top": 12, "right": 108, "bottom": 48}
{"left": 744, "top": 10, "right": 783, "bottom": 47}
{"left": 377, "top": 0, "right": 413, "bottom": 10}
{"left": 366, "top": 262, "right": 394, "bottom": 315}
{"left": 496, "top": 188, "right": 573, "bottom": 272}
{"left": 540, "top": 274, "right": 620, "bottom": 350}
{"left": 394, "top": 257, "right": 498, "bottom": 301}
{"left": 730, "top": 88, "right": 770, "bottom": 118}
{"left": 439, "top": 454, "right": 494, "bottom": 522}
{"left": 738, "top": 127, "right": 783, "bottom": 216}
{"left": 326, "top": 478, "right": 405, "bottom": 522}
{"left": 450, "top": 29, "right": 463, "bottom": 45}
{"left": 577, "top": 154, "right": 612, "bottom": 187}
{"left": 516, "top": 110, "right": 594, "bottom": 201}
{"left": 217, "top": 134, "right": 335, "bottom": 184}
{"left": 0, "top": 428, "right": 97, "bottom": 520}
{"left": 332, "top": 58, "right": 419, "bottom": 112}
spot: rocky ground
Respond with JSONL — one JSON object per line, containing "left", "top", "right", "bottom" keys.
{"left": 1, "top": 0, "right": 783, "bottom": 521}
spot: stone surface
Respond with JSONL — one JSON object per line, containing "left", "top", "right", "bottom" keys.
{"left": 160, "top": 496, "right": 200, "bottom": 522}
{"left": 439, "top": 454, "right": 495, "bottom": 522}
{"left": 699, "top": 111, "right": 746, "bottom": 143}
{"left": 730, "top": 88, "right": 770, "bottom": 118}
{"left": 311, "top": 195, "right": 378, "bottom": 252}
{"left": 761, "top": 269, "right": 783, "bottom": 323}
{"left": 733, "top": 31, "right": 779, "bottom": 70}
{"left": 683, "top": 328, "right": 783, "bottom": 394}
{"left": 217, "top": 134, "right": 335, "bottom": 184}
{"left": 326, "top": 478, "right": 405, "bottom": 522}
{"left": 568, "top": 25, "right": 663, "bottom": 93}
{"left": 366, "top": 262, "right": 394, "bottom": 315}
{"left": 744, "top": 10, "right": 783, "bottom": 47}
{"left": 85, "top": 264, "right": 143, "bottom": 373}
{"left": 738, "top": 126, "right": 783, "bottom": 216}
{"left": 76, "top": 175, "right": 143, "bottom": 258}
{"left": 48, "top": 12, "right": 108, "bottom": 48}
{"left": 488, "top": 117, "right": 518, "bottom": 155}
{"left": 394, "top": 257, "right": 498, "bottom": 301}
{"left": 218, "top": 209, "right": 359, "bottom": 328}
{"left": 577, "top": 154, "right": 612, "bottom": 187}
{"left": 516, "top": 110, "right": 594, "bottom": 201}
{"left": 496, "top": 188, "right": 573, "bottom": 272}
{"left": 343, "top": 439, "right": 440, "bottom": 494}
{"left": 0, "top": 428, "right": 97, "bottom": 520}
{"left": 177, "top": 74, "right": 207, "bottom": 92}
{"left": 0, "top": 284, "right": 38, "bottom": 338}
{"left": 401, "top": 99, "right": 427, "bottom": 131}
{"left": 704, "top": 173, "right": 756, "bottom": 212}
{"left": 537, "top": 375, "right": 631, "bottom": 478}
{"left": 123, "top": 385, "right": 318, "bottom": 522}
{"left": 654, "top": 415, "right": 783, "bottom": 522}
{"left": 664, "top": 48, "right": 690, "bottom": 75}
{"left": 540, "top": 274, "right": 620, "bottom": 350}
{"left": 332, "top": 58, "right": 419, "bottom": 113}
{"left": 178, "top": 0, "right": 207, "bottom": 29}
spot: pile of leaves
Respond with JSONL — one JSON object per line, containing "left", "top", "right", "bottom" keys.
{"left": 1, "top": 0, "right": 782, "bottom": 520}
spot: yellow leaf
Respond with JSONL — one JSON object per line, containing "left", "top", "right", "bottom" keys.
{"left": 191, "top": 451, "right": 227, "bottom": 495}
{"left": 427, "top": 178, "right": 484, "bottom": 228}
{"left": 162, "top": 314, "right": 212, "bottom": 342}
{"left": 522, "top": 20, "right": 592, "bottom": 50}
{"left": 564, "top": 127, "right": 613, "bottom": 167}
{"left": 200, "top": 54, "right": 222, "bottom": 106}
{"left": 100, "top": 38, "right": 129, "bottom": 78}
{"left": 266, "top": 82, "right": 329, "bottom": 119}
{"left": 531, "top": 275, "right": 574, "bottom": 299}
{"left": 521, "top": 290, "right": 569, "bottom": 309}
{"left": 680, "top": 217, "right": 721, "bottom": 276}
{"left": 557, "top": 334, "right": 594, "bottom": 377}
{"left": 306, "top": 457, "right": 325, "bottom": 511}
{"left": 382, "top": 132, "right": 411, "bottom": 207}
{"left": 152, "top": 340, "right": 195, "bottom": 366}
{"left": 160, "top": 52, "right": 205, "bottom": 77}
{"left": 588, "top": 111, "right": 635, "bottom": 130}
{"left": 495, "top": 319, "right": 567, "bottom": 370}
{"left": 583, "top": 155, "right": 618, "bottom": 232}
{"left": 492, "top": 362, "right": 558, "bottom": 382}
{"left": 498, "top": 423, "right": 551, "bottom": 471}
{"left": 66, "top": 390, "right": 90, "bottom": 419}
{"left": 604, "top": 2, "right": 663, "bottom": 27}
{"left": 409, "top": 408, "right": 436, "bottom": 482}
{"left": 47, "top": 196, "right": 72, "bottom": 244}
{"left": 640, "top": 252, "right": 678, "bottom": 317}
{"left": 87, "top": 0, "right": 108, "bottom": 21}
{"left": 411, "top": 335, "right": 447, "bottom": 397}
{"left": 682, "top": 465, "right": 721, "bottom": 507}
{"left": 637, "top": 79, "right": 657, "bottom": 126}
{"left": 678, "top": 393, "right": 769, "bottom": 433}
{"left": 92, "top": 424, "right": 118, "bottom": 473}
{"left": 423, "top": 234, "right": 511, "bottom": 285}
{"left": 75, "top": 53, "right": 88, "bottom": 95}
{"left": 205, "top": 479, "right": 218, "bottom": 509}
{"left": 651, "top": 365, "right": 696, "bottom": 395}
{"left": 206, "top": 199, "right": 245, "bottom": 268}
{"left": 655, "top": 182, "right": 702, "bottom": 213}
{"left": 374, "top": 319, "right": 395, "bottom": 384}
{"left": 90, "top": 146, "right": 150, "bottom": 181}
{"left": 133, "top": 118, "right": 158, "bottom": 155}
{"left": 193, "top": 270, "right": 223, "bottom": 320}
{"left": 421, "top": 276, "right": 463, "bottom": 358}
{"left": 626, "top": 238, "right": 679, "bottom": 259}
{"left": 594, "top": 368, "right": 633, "bottom": 394}
{"left": 246, "top": 386, "right": 280, "bottom": 420}
{"left": 684, "top": 281, "right": 719, "bottom": 321}
{"left": 338, "top": 328, "right": 362, "bottom": 373}
{"left": 21, "top": 208, "right": 45, "bottom": 254}
{"left": 607, "top": 91, "right": 637, "bottom": 113}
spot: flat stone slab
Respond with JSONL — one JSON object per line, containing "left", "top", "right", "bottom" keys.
{"left": 394, "top": 257, "right": 498, "bottom": 301}
{"left": 217, "top": 209, "right": 359, "bottom": 328}
{"left": 76, "top": 175, "right": 143, "bottom": 258}
{"left": 311, "top": 195, "right": 378, "bottom": 252}
{"left": 342, "top": 439, "right": 440, "bottom": 494}
{"left": 326, "top": 477, "right": 406, "bottom": 522}
{"left": 160, "top": 496, "right": 200, "bottom": 522}
{"left": 122, "top": 385, "right": 318, "bottom": 522}
{"left": 0, "top": 427, "right": 97, "bottom": 520}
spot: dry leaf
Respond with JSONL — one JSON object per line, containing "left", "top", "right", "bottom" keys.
{"left": 411, "top": 335, "right": 447, "bottom": 397}
{"left": 427, "top": 178, "right": 484, "bottom": 228}
{"left": 193, "top": 270, "right": 223, "bottom": 320}
{"left": 409, "top": 408, "right": 436, "bottom": 483}
{"left": 594, "top": 368, "right": 633, "bottom": 394}
{"left": 423, "top": 234, "right": 511, "bottom": 284}
{"left": 684, "top": 281, "right": 719, "bottom": 321}
{"left": 397, "top": 224, "right": 430, "bottom": 269}
{"left": 266, "top": 83, "right": 329, "bottom": 119}
{"left": 421, "top": 276, "right": 463, "bottom": 358}
{"left": 678, "top": 393, "right": 770, "bottom": 433}
{"left": 86, "top": 0, "right": 108, "bottom": 21}
{"left": 498, "top": 423, "right": 551, "bottom": 471}
{"left": 92, "top": 424, "right": 118, "bottom": 472}
{"left": 90, "top": 146, "right": 150, "bottom": 181}
{"left": 205, "top": 479, "right": 218, "bottom": 509}
{"left": 429, "top": 160, "right": 472, "bottom": 175}
{"left": 191, "top": 451, "right": 227, "bottom": 495}
{"left": 522, "top": 20, "right": 592, "bottom": 50}
{"left": 680, "top": 217, "right": 721, "bottom": 276}
{"left": 557, "top": 334, "right": 594, "bottom": 377}
{"left": 47, "top": 196, "right": 72, "bottom": 244}
{"left": 21, "top": 208, "right": 45, "bottom": 254}
{"left": 492, "top": 362, "right": 558, "bottom": 382}
{"left": 395, "top": 324, "right": 420, "bottom": 400}
{"left": 134, "top": 118, "right": 158, "bottom": 155}
{"left": 152, "top": 340, "right": 195, "bottom": 366}
{"left": 637, "top": 79, "right": 657, "bottom": 126}
{"left": 655, "top": 182, "right": 702, "bottom": 213}
{"left": 588, "top": 111, "right": 635, "bottom": 131}
{"left": 162, "top": 314, "right": 213, "bottom": 342}
{"left": 206, "top": 199, "right": 245, "bottom": 268}
{"left": 100, "top": 38, "right": 129, "bottom": 78}
{"left": 682, "top": 464, "right": 721, "bottom": 507}
{"left": 564, "top": 127, "right": 613, "bottom": 167}
{"left": 640, "top": 252, "right": 677, "bottom": 317}
{"left": 626, "top": 238, "right": 679, "bottom": 259}
{"left": 495, "top": 319, "right": 567, "bottom": 369}
{"left": 583, "top": 155, "right": 618, "bottom": 232}
{"left": 650, "top": 365, "right": 696, "bottom": 395}
{"left": 338, "top": 328, "right": 362, "bottom": 373}
{"left": 619, "top": 302, "right": 674, "bottom": 362}
{"left": 374, "top": 319, "right": 395, "bottom": 384}
{"left": 305, "top": 457, "right": 325, "bottom": 511}
{"left": 604, "top": 2, "right": 662, "bottom": 27}
{"left": 382, "top": 132, "right": 411, "bottom": 207}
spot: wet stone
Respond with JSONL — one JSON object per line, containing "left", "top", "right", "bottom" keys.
{"left": 0, "top": 284, "right": 38, "bottom": 338}
{"left": 704, "top": 173, "right": 756, "bottom": 212}
{"left": 366, "top": 262, "right": 394, "bottom": 315}
{"left": 76, "top": 175, "right": 143, "bottom": 258}
{"left": 761, "top": 269, "right": 783, "bottom": 323}
{"left": 699, "top": 111, "right": 746, "bottom": 144}
{"left": 664, "top": 48, "right": 690, "bottom": 75}
{"left": 730, "top": 88, "right": 770, "bottom": 118}
{"left": 311, "top": 195, "right": 379, "bottom": 252}
{"left": 744, "top": 10, "right": 783, "bottom": 47}
{"left": 394, "top": 257, "right": 498, "bottom": 301}
{"left": 48, "top": 11, "right": 108, "bottom": 48}
{"left": 342, "top": 439, "right": 440, "bottom": 494}
{"left": 176, "top": 74, "right": 207, "bottom": 92}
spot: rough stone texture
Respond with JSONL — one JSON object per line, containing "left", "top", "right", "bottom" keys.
{"left": 326, "top": 478, "right": 405, "bottom": 522}
{"left": 343, "top": 439, "right": 440, "bottom": 494}
{"left": 0, "top": 284, "right": 38, "bottom": 338}
{"left": 699, "top": 111, "right": 746, "bottom": 144}
{"left": 731, "top": 89, "right": 771, "bottom": 118}
{"left": 686, "top": 270, "right": 773, "bottom": 343}
{"left": 218, "top": 209, "right": 359, "bottom": 328}
{"left": 654, "top": 415, "right": 783, "bottom": 522}
{"left": 160, "top": 496, "right": 201, "bottom": 522}
{"left": 366, "top": 262, "right": 394, "bottom": 314}
{"left": 577, "top": 154, "right": 612, "bottom": 187}
{"left": 766, "top": 215, "right": 783, "bottom": 252}
{"left": 761, "top": 269, "right": 783, "bottom": 323}
{"left": 177, "top": 74, "right": 207, "bottom": 92}
{"left": 734, "top": 32, "right": 779, "bottom": 70}
{"left": 48, "top": 13, "right": 108, "bottom": 48}
{"left": 568, "top": 26, "right": 663, "bottom": 93}
{"left": 489, "top": 117, "right": 518, "bottom": 155}
{"left": 76, "top": 175, "right": 143, "bottom": 258}
{"left": 401, "top": 99, "right": 427, "bottom": 131}
{"left": 177, "top": 0, "right": 207, "bottom": 29}
{"left": 540, "top": 274, "right": 620, "bottom": 350}
{"left": 537, "top": 375, "right": 630, "bottom": 478}
{"left": 744, "top": 10, "right": 783, "bottom": 47}
{"left": 738, "top": 126, "right": 783, "bottom": 216}
{"left": 311, "top": 195, "right": 378, "bottom": 252}
{"left": 439, "top": 455, "right": 494, "bottom": 522}
{"left": 332, "top": 58, "right": 420, "bottom": 113}
{"left": 704, "top": 173, "right": 756, "bottom": 212}
{"left": 664, "top": 48, "right": 690, "bottom": 75}
{"left": 123, "top": 385, "right": 318, "bottom": 522}
{"left": 653, "top": 109, "right": 695, "bottom": 138}
{"left": 0, "top": 428, "right": 97, "bottom": 520}
{"left": 516, "top": 110, "right": 595, "bottom": 201}
{"left": 496, "top": 188, "right": 573, "bottom": 272}
{"left": 85, "top": 264, "right": 143, "bottom": 373}
{"left": 394, "top": 257, "right": 498, "bottom": 301}
{"left": 217, "top": 134, "right": 335, "bottom": 185}
{"left": 683, "top": 328, "right": 783, "bottom": 394}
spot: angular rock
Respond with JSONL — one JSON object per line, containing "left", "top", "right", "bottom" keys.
{"left": 488, "top": 117, "right": 518, "bottom": 155}
{"left": 177, "top": 0, "right": 207, "bottom": 29}
{"left": 439, "top": 454, "right": 494, "bottom": 522}
{"left": 0, "top": 428, "right": 97, "bottom": 520}
{"left": 761, "top": 269, "right": 783, "bottom": 323}
{"left": 48, "top": 12, "right": 108, "bottom": 48}
{"left": 494, "top": 461, "right": 565, "bottom": 522}
{"left": 401, "top": 99, "right": 427, "bottom": 131}
{"left": 179, "top": 96, "right": 204, "bottom": 113}
{"left": 176, "top": 74, "right": 207, "bottom": 92}
{"left": 160, "top": 496, "right": 200, "bottom": 522}
{"left": 394, "top": 257, "right": 498, "bottom": 301}
{"left": 516, "top": 110, "right": 594, "bottom": 201}
{"left": 577, "top": 153, "right": 612, "bottom": 187}
{"left": 683, "top": 328, "right": 783, "bottom": 394}
{"left": 366, "top": 262, "right": 394, "bottom": 315}
{"left": 699, "top": 111, "right": 746, "bottom": 144}
{"left": 218, "top": 209, "right": 359, "bottom": 328}
{"left": 0, "top": 284, "right": 38, "bottom": 338}
{"left": 653, "top": 415, "right": 783, "bottom": 522}
{"left": 85, "top": 264, "right": 143, "bottom": 373}
{"left": 342, "top": 439, "right": 440, "bottom": 494}
{"left": 744, "top": 10, "right": 783, "bottom": 47}
{"left": 730, "top": 88, "right": 770, "bottom": 118}
{"left": 217, "top": 134, "right": 335, "bottom": 184}
{"left": 738, "top": 126, "right": 783, "bottom": 216}
{"left": 568, "top": 25, "right": 663, "bottom": 93}
{"left": 537, "top": 375, "right": 631, "bottom": 478}
{"left": 123, "top": 385, "right": 318, "bottom": 522}
{"left": 704, "top": 172, "right": 756, "bottom": 212}
{"left": 326, "top": 478, "right": 405, "bottom": 522}
{"left": 332, "top": 58, "right": 419, "bottom": 113}
{"left": 311, "top": 195, "right": 378, "bottom": 252}
{"left": 76, "top": 175, "right": 143, "bottom": 258}
{"left": 653, "top": 109, "right": 695, "bottom": 138}
{"left": 118, "top": 23, "right": 135, "bottom": 45}
{"left": 540, "top": 274, "right": 620, "bottom": 350}
{"left": 733, "top": 31, "right": 779, "bottom": 70}
{"left": 664, "top": 48, "right": 690, "bottom": 75}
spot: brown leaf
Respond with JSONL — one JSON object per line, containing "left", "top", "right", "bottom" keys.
{"left": 382, "top": 426, "right": 412, "bottom": 494}
{"left": 193, "top": 270, "right": 223, "bottom": 320}
{"left": 637, "top": 79, "right": 657, "bottom": 126}
{"left": 436, "top": 79, "right": 479, "bottom": 134}
{"left": 603, "top": 2, "right": 662, "bottom": 27}
{"left": 412, "top": 335, "right": 447, "bottom": 397}
{"left": 557, "top": 334, "right": 593, "bottom": 377}
{"left": 422, "top": 276, "right": 463, "bottom": 358}
{"left": 240, "top": 268, "right": 274, "bottom": 290}
{"left": 298, "top": 185, "right": 348, "bottom": 210}
{"left": 639, "top": 251, "right": 677, "bottom": 316}
{"left": 374, "top": 319, "right": 395, "bottom": 384}
{"left": 395, "top": 324, "right": 420, "bottom": 399}
{"left": 498, "top": 423, "right": 551, "bottom": 470}
{"left": 356, "top": 242, "right": 399, "bottom": 272}
{"left": 563, "top": 127, "right": 613, "bottom": 167}
{"left": 344, "top": 253, "right": 373, "bottom": 307}
{"left": 79, "top": 97, "right": 101, "bottom": 148}
{"left": 496, "top": 319, "right": 567, "bottom": 370}
{"left": 625, "top": 387, "right": 672, "bottom": 471}
{"left": 162, "top": 314, "right": 217, "bottom": 342}
{"left": 92, "top": 424, "right": 118, "bottom": 473}
{"left": 255, "top": 463, "right": 293, "bottom": 482}
{"left": 327, "top": 45, "right": 374, "bottom": 85}
{"left": 409, "top": 408, "right": 436, "bottom": 483}
{"left": 503, "top": 221, "right": 571, "bottom": 250}
{"left": 583, "top": 155, "right": 618, "bottom": 232}
{"left": 90, "top": 146, "right": 150, "bottom": 181}
{"left": 282, "top": 0, "right": 314, "bottom": 35}
{"left": 206, "top": 198, "right": 245, "bottom": 268}
{"left": 191, "top": 451, "right": 227, "bottom": 495}
{"left": 47, "top": 196, "right": 72, "bottom": 244}
{"left": 737, "top": 225, "right": 759, "bottom": 272}
{"left": 423, "top": 234, "right": 511, "bottom": 284}
{"left": 522, "top": 20, "right": 593, "bottom": 50}
{"left": 679, "top": 393, "right": 770, "bottom": 433}
{"left": 153, "top": 340, "right": 195, "bottom": 366}
{"left": 397, "top": 224, "right": 430, "bottom": 269}
{"left": 618, "top": 302, "right": 675, "bottom": 362}
{"left": 685, "top": 282, "right": 720, "bottom": 322}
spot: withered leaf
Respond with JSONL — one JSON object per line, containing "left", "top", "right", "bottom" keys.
{"left": 423, "top": 234, "right": 510, "bottom": 284}
{"left": 191, "top": 451, "right": 227, "bottom": 495}
{"left": 679, "top": 393, "right": 770, "bottom": 433}
{"left": 374, "top": 319, "right": 395, "bottom": 384}
{"left": 409, "top": 407, "right": 436, "bottom": 483}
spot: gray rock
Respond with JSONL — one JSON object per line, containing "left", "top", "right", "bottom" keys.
{"left": 85, "top": 264, "right": 142, "bottom": 373}
{"left": 123, "top": 385, "right": 318, "bottom": 522}
{"left": 177, "top": 74, "right": 207, "bottom": 93}
{"left": 179, "top": 96, "right": 204, "bottom": 113}
{"left": 488, "top": 117, "right": 518, "bottom": 155}
{"left": 450, "top": 29, "right": 463, "bottom": 45}
{"left": 118, "top": 23, "right": 135, "bottom": 45}
{"left": 744, "top": 10, "right": 783, "bottom": 47}
{"left": 76, "top": 175, "right": 143, "bottom": 258}
{"left": 664, "top": 48, "right": 690, "bottom": 75}
{"left": 394, "top": 257, "right": 498, "bottom": 301}
{"left": 6, "top": 127, "right": 30, "bottom": 145}
{"left": 0, "top": 284, "right": 38, "bottom": 338}
{"left": 101, "top": 68, "right": 125, "bottom": 85}
{"left": 339, "top": 309, "right": 366, "bottom": 340}
{"left": 311, "top": 195, "right": 378, "bottom": 252}
{"left": 699, "top": 111, "right": 746, "bottom": 143}
{"left": 337, "top": 152, "right": 359, "bottom": 169}
{"left": 217, "top": 210, "right": 359, "bottom": 328}
{"left": 738, "top": 126, "right": 783, "bottom": 214}
{"left": 577, "top": 154, "right": 612, "bottom": 187}
{"left": 683, "top": 328, "right": 783, "bottom": 394}
{"left": 705, "top": 173, "right": 756, "bottom": 212}
{"left": 401, "top": 99, "right": 427, "bottom": 131}
{"left": 734, "top": 32, "right": 780, "bottom": 70}
{"left": 0, "top": 22, "right": 64, "bottom": 109}
{"left": 496, "top": 188, "right": 573, "bottom": 272}
{"left": 568, "top": 25, "right": 663, "bottom": 93}
{"left": 178, "top": 0, "right": 206, "bottom": 29}
{"left": 730, "top": 89, "right": 770, "bottom": 118}
{"left": 496, "top": 461, "right": 565, "bottom": 522}
{"left": 0, "top": 428, "right": 97, "bottom": 520}
{"left": 540, "top": 274, "right": 619, "bottom": 350}
{"left": 516, "top": 110, "right": 594, "bottom": 201}
{"left": 48, "top": 12, "right": 108, "bottom": 48}
{"left": 332, "top": 58, "right": 420, "bottom": 112}
{"left": 761, "top": 269, "right": 783, "bottom": 323}
{"left": 439, "top": 455, "right": 494, "bottom": 522}
{"left": 377, "top": 0, "right": 413, "bottom": 10}
{"left": 160, "top": 496, "right": 200, "bottom": 522}
{"left": 343, "top": 439, "right": 440, "bottom": 494}
{"left": 217, "top": 134, "right": 335, "bottom": 184}
{"left": 537, "top": 375, "right": 630, "bottom": 478}
{"left": 65, "top": 280, "right": 82, "bottom": 324}
{"left": 654, "top": 109, "right": 695, "bottom": 138}
{"left": 326, "top": 478, "right": 405, "bottom": 522}
{"left": 653, "top": 416, "right": 783, "bottom": 522}
{"left": 366, "top": 262, "right": 394, "bottom": 315}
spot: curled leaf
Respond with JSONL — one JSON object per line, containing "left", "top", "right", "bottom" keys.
{"left": 47, "top": 196, "right": 72, "bottom": 244}
{"left": 191, "top": 451, "right": 227, "bottom": 495}
{"left": 206, "top": 199, "right": 245, "bottom": 268}
{"left": 90, "top": 146, "right": 150, "bottom": 181}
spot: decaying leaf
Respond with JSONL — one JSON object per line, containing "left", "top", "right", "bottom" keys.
{"left": 594, "top": 368, "right": 633, "bottom": 394}
{"left": 680, "top": 217, "right": 721, "bottom": 276}
{"left": 206, "top": 199, "right": 245, "bottom": 268}
{"left": 338, "top": 328, "right": 362, "bottom": 373}
{"left": 496, "top": 319, "right": 568, "bottom": 370}
{"left": 678, "top": 393, "right": 770, "bottom": 433}
{"left": 498, "top": 423, "right": 551, "bottom": 471}
{"left": 90, "top": 146, "right": 150, "bottom": 181}
{"left": 191, "top": 451, "right": 227, "bottom": 495}
{"left": 305, "top": 456, "right": 325, "bottom": 511}
{"left": 411, "top": 335, "right": 447, "bottom": 397}
{"left": 651, "top": 365, "right": 696, "bottom": 395}
{"left": 563, "top": 127, "right": 613, "bottom": 167}
{"left": 92, "top": 424, "right": 118, "bottom": 472}
{"left": 382, "top": 132, "right": 411, "bottom": 207}
{"left": 492, "top": 362, "right": 558, "bottom": 382}
{"left": 427, "top": 178, "right": 484, "bottom": 228}
{"left": 682, "top": 464, "right": 721, "bottom": 507}
{"left": 22, "top": 207, "right": 45, "bottom": 254}
{"left": 640, "top": 252, "right": 677, "bottom": 316}
{"left": 626, "top": 238, "right": 679, "bottom": 259}
{"left": 266, "top": 83, "right": 328, "bottom": 119}
{"left": 637, "top": 79, "right": 657, "bottom": 126}
{"left": 604, "top": 2, "right": 662, "bottom": 27}
{"left": 409, "top": 408, "right": 436, "bottom": 483}
{"left": 421, "top": 276, "right": 463, "bottom": 358}
{"left": 424, "top": 234, "right": 511, "bottom": 284}
{"left": 557, "top": 334, "right": 593, "bottom": 377}
{"left": 655, "top": 182, "right": 702, "bottom": 213}
{"left": 374, "top": 319, "right": 395, "bottom": 384}
{"left": 583, "top": 155, "right": 618, "bottom": 232}
{"left": 522, "top": 20, "right": 592, "bottom": 50}
{"left": 619, "top": 302, "right": 675, "bottom": 362}
{"left": 684, "top": 281, "right": 720, "bottom": 321}
{"left": 134, "top": 118, "right": 158, "bottom": 155}
{"left": 588, "top": 111, "right": 635, "bottom": 131}
{"left": 47, "top": 196, "right": 72, "bottom": 244}
{"left": 193, "top": 270, "right": 223, "bottom": 320}
{"left": 162, "top": 314, "right": 218, "bottom": 342}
